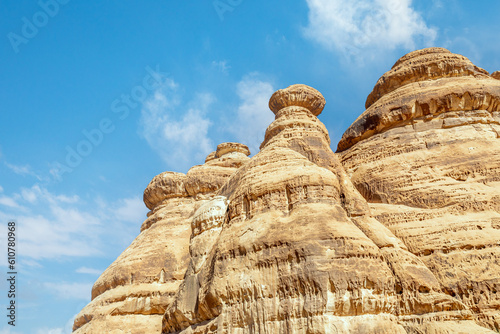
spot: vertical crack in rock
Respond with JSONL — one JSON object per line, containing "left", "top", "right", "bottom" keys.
{"left": 285, "top": 185, "right": 293, "bottom": 213}
{"left": 243, "top": 195, "right": 250, "bottom": 220}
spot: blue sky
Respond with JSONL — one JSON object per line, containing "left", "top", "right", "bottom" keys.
{"left": 0, "top": 1, "right": 499, "bottom": 333}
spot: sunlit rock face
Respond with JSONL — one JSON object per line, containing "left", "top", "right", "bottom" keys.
{"left": 74, "top": 48, "right": 499, "bottom": 334}
{"left": 72, "top": 144, "right": 250, "bottom": 333}
{"left": 337, "top": 47, "right": 500, "bottom": 332}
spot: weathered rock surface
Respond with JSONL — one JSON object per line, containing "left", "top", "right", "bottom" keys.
{"left": 338, "top": 48, "right": 500, "bottom": 332}
{"left": 75, "top": 48, "right": 499, "bottom": 333}
{"left": 159, "top": 84, "right": 493, "bottom": 334}
{"left": 73, "top": 144, "right": 250, "bottom": 333}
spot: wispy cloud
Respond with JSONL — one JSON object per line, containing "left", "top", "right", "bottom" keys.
{"left": 5, "top": 185, "right": 99, "bottom": 261}
{"left": 0, "top": 195, "right": 24, "bottom": 209}
{"left": 303, "top": 0, "right": 437, "bottom": 60}
{"left": 20, "top": 184, "right": 79, "bottom": 204}
{"left": 112, "top": 196, "right": 147, "bottom": 223}
{"left": 5, "top": 162, "right": 33, "bottom": 175}
{"left": 11, "top": 212, "right": 101, "bottom": 260}
{"left": 212, "top": 60, "right": 230, "bottom": 73}
{"left": 229, "top": 74, "right": 275, "bottom": 155}
{"left": 36, "top": 329, "right": 64, "bottom": 334}
{"left": 139, "top": 76, "right": 214, "bottom": 171}
{"left": 0, "top": 326, "right": 23, "bottom": 334}
{"left": 138, "top": 71, "right": 277, "bottom": 165}
{"left": 75, "top": 266, "right": 103, "bottom": 275}
{"left": 43, "top": 282, "right": 93, "bottom": 301}
{"left": 5, "top": 162, "right": 43, "bottom": 180}
{"left": 0, "top": 184, "right": 146, "bottom": 262}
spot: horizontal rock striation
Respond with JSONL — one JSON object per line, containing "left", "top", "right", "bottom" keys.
{"left": 365, "top": 47, "right": 490, "bottom": 110}
{"left": 73, "top": 144, "right": 250, "bottom": 333}
{"left": 161, "top": 84, "right": 487, "bottom": 333}
{"left": 338, "top": 48, "right": 500, "bottom": 332}
{"left": 75, "top": 48, "right": 499, "bottom": 334}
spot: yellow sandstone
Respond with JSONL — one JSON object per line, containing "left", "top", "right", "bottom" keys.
{"left": 74, "top": 48, "right": 499, "bottom": 333}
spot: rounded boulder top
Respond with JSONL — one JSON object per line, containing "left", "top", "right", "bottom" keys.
{"left": 269, "top": 84, "right": 326, "bottom": 116}
{"left": 143, "top": 171, "right": 188, "bottom": 210}
{"left": 390, "top": 47, "right": 451, "bottom": 69}
{"left": 365, "top": 47, "right": 490, "bottom": 109}
{"left": 215, "top": 142, "right": 250, "bottom": 157}
{"left": 338, "top": 47, "right": 500, "bottom": 153}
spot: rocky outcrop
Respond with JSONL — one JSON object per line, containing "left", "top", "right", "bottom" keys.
{"left": 339, "top": 48, "right": 500, "bottom": 152}
{"left": 338, "top": 48, "right": 500, "bottom": 332}
{"left": 72, "top": 144, "right": 250, "bottom": 333}
{"left": 74, "top": 48, "right": 499, "bottom": 334}
{"left": 159, "top": 84, "right": 494, "bottom": 334}
{"left": 364, "top": 47, "right": 491, "bottom": 109}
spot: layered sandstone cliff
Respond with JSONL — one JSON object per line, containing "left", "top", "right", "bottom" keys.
{"left": 337, "top": 47, "right": 500, "bottom": 332}
{"left": 74, "top": 48, "right": 499, "bottom": 333}
{"left": 73, "top": 143, "right": 250, "bottom": 333}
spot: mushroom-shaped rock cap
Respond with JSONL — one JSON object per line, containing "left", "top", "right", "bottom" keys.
{"left": 492, "top": 71, "right": 500, "bottom": 80}
{"left": 144, "top": 143, "right": 251, "bottom": 210}
{"left": 337, "top": 48, "right": 500, "bottom": 152}
{"left": 269, "top": 84, "right": 325, "bottom": 116}
{"left": 216, "top": 142, "right": 250, "bottom": 157}
{"left": 143, "top": 172, "right": 188, "bottom": 210}
{"left": 365, "top": 47, "right": 490, "bottom": 108}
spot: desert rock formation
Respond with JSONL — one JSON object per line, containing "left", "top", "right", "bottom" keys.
{"left": 73, "top": 143, "right": 250, "bottom": 333}
{"left": 74, "top": 48, "right": 499, "bottom": 333}
{"left": 337, "top": 47, "right": 500, "bottom": 332}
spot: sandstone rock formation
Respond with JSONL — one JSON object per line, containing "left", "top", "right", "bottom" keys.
{"left": 337, "top": 47, "right": 500, "bottom": 332}
{"left": 74, "top": 48, "right": 499, "bottom": 333}
{"left": 73, "top": 143, "right": 250, "bottom": 333}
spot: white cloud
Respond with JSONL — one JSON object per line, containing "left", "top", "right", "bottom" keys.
{"left": 36, "top": 328, "right": 63, "bottom": 334}
{"left": 0, "top": 326, "right": 23, "bottom": 334}
{"left": 43, "top": 282, "right": 93, "bottom": 301}
{"left": 0, "top": 184, "right": 144, "bottom": 262}
{"left": 21, "top": 187, "right": 37, "bottom": 203}
{"left": 0, "top": 184, "right": 100, "bottom": 261}
{"left": 0, "top": 196, "right": 23, "bottom": 209}
{"left": 139, "top": 77, "right": 215, "bottom": 171}
{"left": 19, "top": 184, "right": 79, "bottom": 205}
{"left": 5, "top": 162, "right": 32, "bottom": 175}
{"left": 432, "top": 0, "right": 443, "bottom": 9}
{"left": 229, "top": 74, "right": 275, "bottom": 155}
{"left": 212, "top": 60, "right": 230, "bottom": 73}
{"left": 303, "top": 0, "right": 436, "bottom": 59}
{"left": 75, "top": 266, "right": 103, "bottom": 275}
{"left": 5, "top": 162, "right": 43, "bottom": 180}
{"left": 112, "top": 196, "right": 148, "bottom": 223}
{"left": 12, "top": 213, "right": 101, "bottom": 260}
{"left": 19, "top": 258, "right": 43, "bottom": 268}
